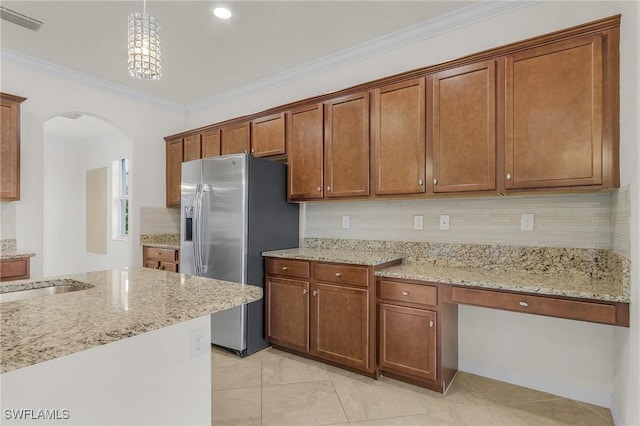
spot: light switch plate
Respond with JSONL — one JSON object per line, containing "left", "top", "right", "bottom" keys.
{"left": 413, "top": 215, "right": 424, "bottom": 230}
{"left": 341, "top": 215, "right": 350, "bottom": 229}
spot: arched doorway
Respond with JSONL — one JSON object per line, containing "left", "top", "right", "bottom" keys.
{"left": 43, "top": 113, "right": 131, "bottom": 276}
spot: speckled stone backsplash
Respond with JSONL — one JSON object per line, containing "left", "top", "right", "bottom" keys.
{"left": 140, "top": 234, "right": 180, "bottom": 246}
{"left": 304, "top": 238, "right": 629, "bottom": 287}
{"left": 0, "top": 239, "right": 16, "bottom": 254}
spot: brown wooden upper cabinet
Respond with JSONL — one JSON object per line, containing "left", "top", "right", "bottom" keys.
{"left": 251, "top": 112, "right": 286, "bottom": 157}
{"left": 165, "top": 137, "right": 183, "bottom": 207}
{"left": 504, "top": 34, "right": 610, "bottom": 190}
{"left": 202, "top": 128, "right": 221, "bottom": 158}
{"left": 1, "top": 93, "right": 26, "bottom": 201}
{"left": 372, "top": 78, "right": 426, "bottom": 195}
{"left": 221, "top": 121, "right": 250, "bottom": 155}
{"left": 324, "top": 92, "right": 370, "bottom": 198}
{"left": 428, "top": 60, "right": 497, "bottom": 193}
{"left": 287, "top": 103, "right": 324, "bottom": 201}
{"left": 183, "top": 133, "right": 202, "bottom": 162}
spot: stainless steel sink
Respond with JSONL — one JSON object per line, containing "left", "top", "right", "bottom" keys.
{"left": 0, "top": 279, "right": 93, "bottom": 303}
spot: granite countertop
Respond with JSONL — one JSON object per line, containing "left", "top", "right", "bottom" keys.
{"left": 263, "top": 246, "right": 627, "bottom": 304}
{"left": 140, "top": 234, "right": 180, "bottom": 250}
{"left": 262, "top": 248, "right": 403, "bottom": 266}
{"left": 376, "top": 263, "right": 628, "bottom": 303}
{"left": 0, "top": 252, "right": 36, "bottom": 260}
{"left": 0, "top": 268, "right": 262, "bottom": 374}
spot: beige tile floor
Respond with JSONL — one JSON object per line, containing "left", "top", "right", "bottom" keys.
{"left": 211, "top": 347, "right": 614, "bottom": 426}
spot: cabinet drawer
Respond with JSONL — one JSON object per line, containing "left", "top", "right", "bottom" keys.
{"left": 314, "top": 263, "right": 369, "bottom": 287}
{"left": 0, "top": 258, "right": 30, "bottom": 281}
{"left": 451, "top": 286, "right": 618, "bottom": 325}
{"left": 143, "top": 247, "right": 178, "bottom": 263}
{"left": 379, "top": 280, "right": 437, "bottom": 306}
{"left": 266, "top": 258, "right": 310, "bottom": 278}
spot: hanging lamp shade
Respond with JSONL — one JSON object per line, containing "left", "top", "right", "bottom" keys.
{"left": 127, "top": 9, "right": 161, "bottom": 80}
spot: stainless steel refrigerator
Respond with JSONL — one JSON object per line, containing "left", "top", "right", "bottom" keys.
{"left": 180, "top": 153, "right": 299, "bottom": 355}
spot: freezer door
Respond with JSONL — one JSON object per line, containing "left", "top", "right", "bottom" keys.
{"left": 201, "top": 154, "right": 248, "bottom": 352}
{"left": 180, "top": 160, "right": 202, "bottom": 276}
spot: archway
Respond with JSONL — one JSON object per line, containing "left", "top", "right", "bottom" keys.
{"left": 43, "top": 113, "right": 131, "bottom": 276}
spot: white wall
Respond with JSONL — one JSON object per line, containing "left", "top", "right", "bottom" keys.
{"left": 43, "top": 129, "right": 130, "bottom": 277}
{"left": 188, "top": 2, "right": 639, "bottom": 424}
{"left": 0, "top": 61, "right": 187, "bottom": 278}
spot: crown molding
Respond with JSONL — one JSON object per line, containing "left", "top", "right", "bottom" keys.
{"left": 2, "top": 1, "right": 538, "bottom": 115}
{"left": 185, "top": 0, "right": 540, "bottom": 113}
{"left": 0, "top": 48, "right": 187, "bottom": 113}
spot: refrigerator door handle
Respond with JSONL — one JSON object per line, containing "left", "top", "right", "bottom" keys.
{"left": 193, "top": 183, "right": 203, "bottom": 275}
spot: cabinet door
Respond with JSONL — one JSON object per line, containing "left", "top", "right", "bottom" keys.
{"left": 311, "top": 282, "right": 369, "bottom": 370}
{"left": 165, "top": 138, "right": 183, "bottom": 207}
{"left": 251, "top": 112, "right": 286, "bottom": 157}
{"left": 202, "top": 129, "right": 221, "bottom": 158}
{"left": 379, "top": 303, "right": 436, "bottom": 381}
{"left": 372, "top": 78, "right": 426, "bottom": 195}
{"left": 265, "top": 276, "right": 310, "bottom": 352}
{"left": 183, "top": 134, "right": 202, "bottom": 162}
{"left": 287, "top": 103, "right": 324, "bottom": 200}
{"left": 430, "top": 60, "right": 496, "bottom": 193}
{"left": 221, "top": 122, "right": 250, "bottom": 155}
{"left": 0, "top": 94, "right": 25, "bottom": 201}
{"left": 324, "top": 92, "right": 370, "bottom": 198}
{"left": 505, "top": 34, "right": 603, "bottom": 189}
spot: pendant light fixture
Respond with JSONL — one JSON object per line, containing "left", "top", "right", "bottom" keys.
{"left": 128, "top": 0, "right": 161, "bottom": 80}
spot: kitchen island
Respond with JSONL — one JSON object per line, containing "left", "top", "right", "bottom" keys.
{"left": 0, "top": 267, "right": 262, "bottom": 425}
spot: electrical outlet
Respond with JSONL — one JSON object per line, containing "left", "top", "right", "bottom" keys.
{"left": 341, "top": 215, "right": 350, "bottom": 229}
{"left": 413, "top": 215, "right": 424, "bottom": 230}
{"left": 439, "top": 215, "right": 450, "bottom": 231}
{"left": 521, "top": 214, "right": 534, "bottom": 231}
{"left": 190, "top": 328, "right": 207, "bottom": 358}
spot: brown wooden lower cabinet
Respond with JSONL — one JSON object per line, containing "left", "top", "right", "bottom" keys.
{"left": 142, "top": 247, "right": 179, "bottom": 273}
{"left": 265, "top": 257, "right": 394, "bottom": 376}
{"left": 0, "top": 257, "right": 30, "bottom": 281}
{"left": 377, "top": 279, "right": 458, "bottom": 393}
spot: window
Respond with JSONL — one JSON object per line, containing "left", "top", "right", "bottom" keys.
{"left": 113, "top": 158, "right": 129, "bottom": 240}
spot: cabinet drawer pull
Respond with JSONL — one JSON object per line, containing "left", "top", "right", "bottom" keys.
{"left": 402, "top": 291, "right": 409, "bottom": 296}
{"left": 156, "top": 252, "right": 161, "bottom": 256}
{"left": 506, "top": 173, "right": 512, "bottom": 181}
{"left": 282, "top": 266, "right": 288, "bottom": 271}
{"left": 519, "top": 301, "right": 528, "bottom": 307}
{"left": 335, "top": 272, "right": 342, "bottom": 277}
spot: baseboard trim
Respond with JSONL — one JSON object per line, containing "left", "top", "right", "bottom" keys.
{"left": 458, "top": 359, "right": 613, "bottom": 409}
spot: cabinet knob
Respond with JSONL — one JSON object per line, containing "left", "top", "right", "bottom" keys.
{"left": 429, "top": 320, "right": 434, "bottom": 328}
{"left": 282, "top": 266, "right": 288, "bottom": 271}
{"left": 313, "top": 290, "right": 318, "bottom": 296}
{"left": 433, "top": 178, "right": 438, "bottom": 185}
{"left": 317, "top": 186, "right": 322, "bottom": 192}
{"left": 335, "top": 272, "right": 342, "bottom": 277}
{"left": 156, "top": 252, "right": 161, "bottom": 256}
{"left": 418, "top": 179, "right": 424, "bottom": 186}
{"left": 519, "top": 301, "right": 528, "bottom": 307}
{"left": 506, "top": 173, "right": 512, "bottom": 181}
{"left": 303, "top": 288, "right": 308, "bottom": 295}
{"left": 244, "top": 149, "right": 248, "bottom": 154}
{"left": 251, "top": 148, "right": 255, "bottom": 153}
{"left": 327, "top": 186, "right": 331, "bottom": 192}
{"left": 401, "top": 291, "right": 409, "bottom": 296}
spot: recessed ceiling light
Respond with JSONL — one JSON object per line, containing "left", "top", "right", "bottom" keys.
{"left": 213, "top": 7, "right": 231, "bottom": 20}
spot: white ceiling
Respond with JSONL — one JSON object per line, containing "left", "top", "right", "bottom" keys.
{"left": 1, "top": 1, "right": 479, "bottom": 108}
